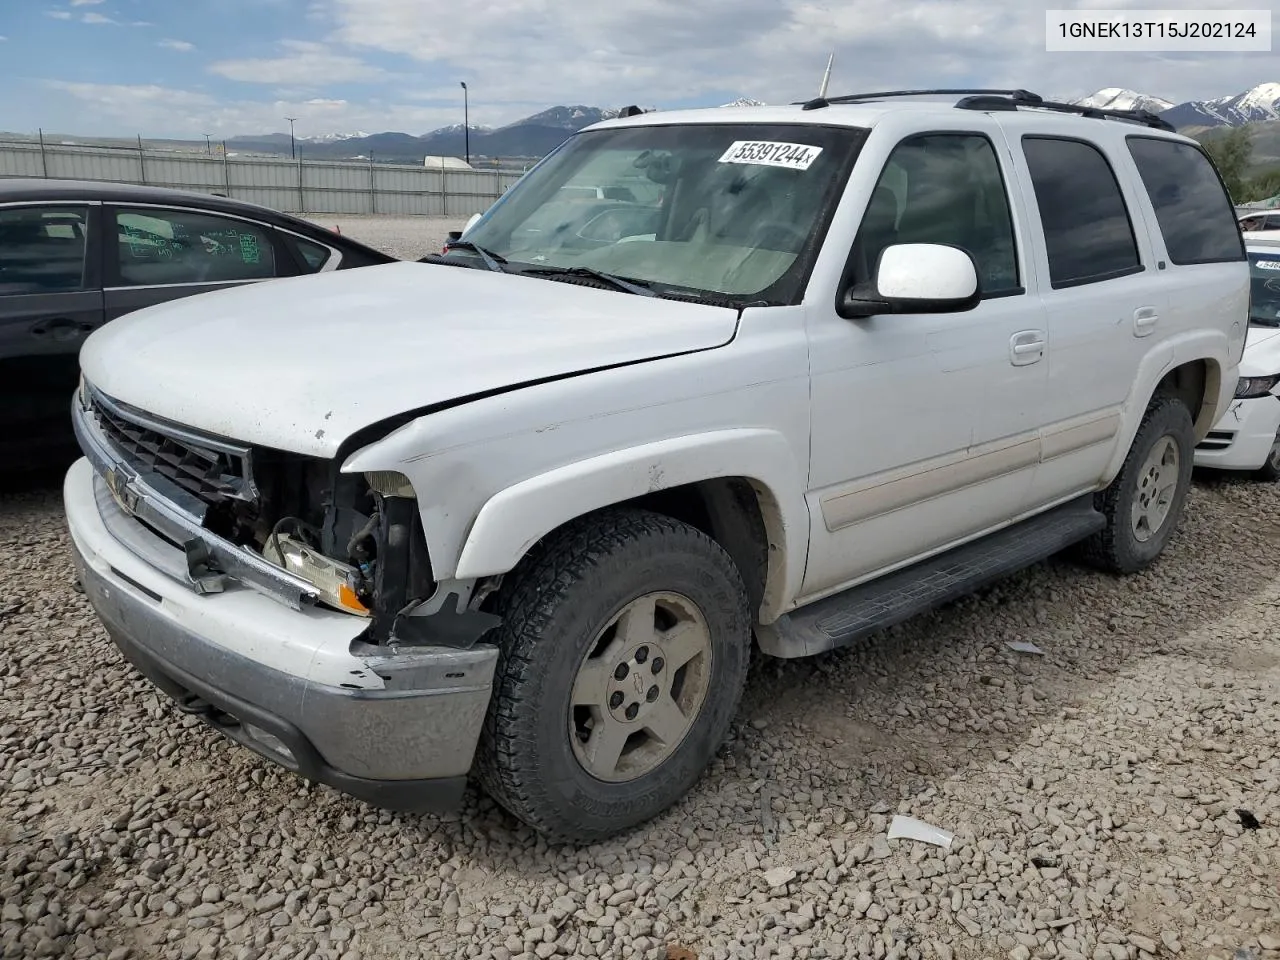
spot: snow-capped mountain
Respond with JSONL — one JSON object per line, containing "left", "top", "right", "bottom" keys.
{"left": 1162, "top": 82, "right": 1280, "bottom": 128}
{"left": 721, "top": 97, "right": 766, "bottom": 107}
{"left": 1066, "top": 88, "right": 1174, "bottom": 114}
{"left": 503, "top": 106, "right": 620, "bottom": 131}
{"left": 298, "top": 131, "right": 371, "bottom": 142}
{"left": 427, "top": 122, "right": 494, "bottom": 135}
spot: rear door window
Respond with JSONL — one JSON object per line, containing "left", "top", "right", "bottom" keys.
{"left": 0, "top": 206, "right": 91, "bottom": 294}
{"left": 1021, "top": 136, "right": 1142, "bottom": 288}
{"left": 114, "top": 208, "right": 277, "bottom": 286}
{"left": 1126, "top": 136, "right": 1246, "bottom": 264}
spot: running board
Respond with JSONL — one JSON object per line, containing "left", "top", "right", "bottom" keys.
{"left": 758, "top": 495, "right": 1105, "bottom": 658}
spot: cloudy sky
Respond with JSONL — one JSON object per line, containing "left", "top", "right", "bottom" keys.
{"left": 0, "top": 0, "right": 1274, "bottom": 139}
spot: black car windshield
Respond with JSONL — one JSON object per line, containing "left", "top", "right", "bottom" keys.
{"left": 1249, "top": 250, "right": 1280, "bottom": 325}
{"left": 454, "top": 122, "right": 869, "bottom": 305}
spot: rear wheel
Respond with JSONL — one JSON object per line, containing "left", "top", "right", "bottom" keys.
{"left": 1080, "top": 396, "right": 1194, "bottom": 574}
{"left": 474, "top": 508, "right": 751, "bottom": 843}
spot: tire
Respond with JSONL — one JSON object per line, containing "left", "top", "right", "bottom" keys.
{"left": 1255, "top": 428, "right": 1280, "bottom": 481}
{"left": 474, "top": 507, "right": 751, "bottom": 843}
{"left": 1080, "top": 395, "right": 1194, "bottom": 574}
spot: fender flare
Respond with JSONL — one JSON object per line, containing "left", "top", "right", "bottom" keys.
{"left": 452, "top": 429, "right": 809, "bottom": 619}
{"left": 1101, "top": 337, "right": 1230, "bottom": 483}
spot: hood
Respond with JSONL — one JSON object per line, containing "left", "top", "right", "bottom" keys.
{"left": 80, "top": 261, "right": 739, "bottom": 458}
{"left": 1241, "top": 322, "right": 1280, "bottom": 378}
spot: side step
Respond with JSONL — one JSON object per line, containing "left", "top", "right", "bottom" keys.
{"left": 760, "top": 495, "right": 1105, "bottom": 658}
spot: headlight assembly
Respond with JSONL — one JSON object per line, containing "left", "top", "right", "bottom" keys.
{"left": 1235, "top": 374, "right": 1280, "bottom": 399}
{"left": 264, "top": 533, "right": 370, "bottom": 617}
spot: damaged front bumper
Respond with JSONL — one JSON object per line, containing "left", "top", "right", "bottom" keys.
{"left": 64, "top": 398, "right": 500, "bottom": 811}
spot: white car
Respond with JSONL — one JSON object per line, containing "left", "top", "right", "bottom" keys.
{"left": 1195, "top": 236, "right": 1280, "bottom": 478}
{"left": 1239, "top": 211, "right": 1280, "bottom": 233}
{"left": 63, "top": 89, "right": 1248, "bottom": 842}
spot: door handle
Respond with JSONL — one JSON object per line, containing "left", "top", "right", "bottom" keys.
{"left": 1134, "top": 307, "right": 1158, "bottom": 337}
{"left": 1010, "top": 330, "right": 1045, "bottom": 366}
{"left": 31, "top": 318, "right": 94, "bottom": 341}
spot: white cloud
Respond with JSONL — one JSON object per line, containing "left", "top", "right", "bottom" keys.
{"left": 323, "top": 0, "right": 1276, "bottom": 108}
{"left": 0, "top": 35, "right": 7, "bottom": 41}
{"left": 46, "top": 10, "right": 73, "bottom": 20}
{"left": 70, "top": 0, "right": 105, "bottom": 5}
{"left": 42, "top": 80, "right": 494, "bottom": 138}
{"left": 81, "top": 11, "right": 115, "bottom": 23}
{"left": 159, "top": 39, "right": 195, "bottom": 51}
{"left": 208, "top": 40, "right": 387, "bottom": 85}
{"left": 35, "top": 0, "right": 1279, "bottom": 139}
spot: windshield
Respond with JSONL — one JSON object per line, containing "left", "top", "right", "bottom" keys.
{"left": 454, "top": 122, "right": 868, "bottom": 305}
{"left": 1250, "top": 251, "right": 1280, "bottom": 325}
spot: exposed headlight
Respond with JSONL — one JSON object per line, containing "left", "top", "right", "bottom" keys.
{"left": 1235, "top": 374, "right": 1280, "bottom": 399}
{"left": 264, "top": 534, "right": 370, "bottom": 616}
{"left": 364, "top": 471, "right": 416, "bottom": 498}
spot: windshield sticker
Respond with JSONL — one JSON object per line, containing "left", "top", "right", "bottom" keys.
{"left": 1255, "top": 259, "right": 1280, "bottom": 270}
{"left": 718, "top": 140, "right": 823, "bottom": 170}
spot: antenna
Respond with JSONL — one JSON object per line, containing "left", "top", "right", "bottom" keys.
{"left": 817, "top": 52, "right": 834, "bottom": 99}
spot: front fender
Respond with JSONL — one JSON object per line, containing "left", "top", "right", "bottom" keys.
{"left": 452, "top": 429, "right": 809, "bottom": 614}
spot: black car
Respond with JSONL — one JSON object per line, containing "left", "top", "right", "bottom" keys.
{"left": 0, "top": 178, "right": 396, "bottom": 471}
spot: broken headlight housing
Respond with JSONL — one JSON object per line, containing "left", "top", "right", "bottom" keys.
{"left": 247, "top": 464, "right": 428, "bottom": 631}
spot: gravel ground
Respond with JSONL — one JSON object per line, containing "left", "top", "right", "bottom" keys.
{"left": 304, "top": 215, "right": 470, "bottom": 261}
{"left": 2, "top": 218, "right": 1278, "bottom": 960}
{"left": 3, "top": 473, "right": 1279, "bottom": 960}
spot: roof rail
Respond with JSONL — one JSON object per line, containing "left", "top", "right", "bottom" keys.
{"left": 796, "top": 88, "right": 1042, "bottom": 110}
{"left": 967, "top": 95, "right": 1176, "bottom": 131}
{"left": 794, "top": 87, "right": 1175, "bottom": 132}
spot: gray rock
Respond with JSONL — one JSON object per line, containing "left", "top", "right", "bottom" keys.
{"left": 1129, "top": 935, "right": 1158, "bottom": 955}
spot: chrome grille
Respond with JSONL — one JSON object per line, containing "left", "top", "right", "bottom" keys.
{"left": 85, "top": 387, "right": 256, "bottom": 507}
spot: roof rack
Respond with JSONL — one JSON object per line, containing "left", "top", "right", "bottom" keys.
{"left": 795, "top": 88, "right": 1174, "bottom": 131}
{"left": 796, "top": 88, "right": 1042, "bottom": 110}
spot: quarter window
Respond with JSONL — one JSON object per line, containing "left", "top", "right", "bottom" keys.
{"left": 292, "top": 237, "right": 333, "bottom": 272}
{"left": 850, "top": 133, "right": 1020, "bottom": 296}
{"left": 1021, "top": 136, "right": 1141, "bottom": 288}
{"left": 114, "top": 208, "right": 276, "bottom": 286}
{"left": 1126, "top": 136, "right": 1245, "bottom": 264}
{"left": 0, "top": 206, "right": 90, "bottom": 294}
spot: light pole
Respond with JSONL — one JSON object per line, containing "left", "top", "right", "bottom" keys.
{"left": 459, "top": 82, "right": 469, "bottom": 165}
{"left": 284, "top": 117, "right": 297, "bottom": 159}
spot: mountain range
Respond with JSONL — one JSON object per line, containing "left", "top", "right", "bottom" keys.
{"left": 222, "top": 105, "right": 646, "bottom": 162}
{"left": 1059, "top": 84, "right": 1280, "bottom": 134}
{"left": 172, "top": 83, "right": 1280, "bottom": 164}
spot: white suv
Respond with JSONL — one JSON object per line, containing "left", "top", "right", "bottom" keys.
{"left": 63, "top": 89, "right": 1249, "bottom": 842}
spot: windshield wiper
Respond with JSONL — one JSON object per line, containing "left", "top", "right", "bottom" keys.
{"left": 443, "top": 240, "right": 509, "bottom": 272}
{"left": 520, "top": 265, "right": 656, "bottom": 297}
{"left": 1251, "top": 316, "right": 1280, "bottom": 327}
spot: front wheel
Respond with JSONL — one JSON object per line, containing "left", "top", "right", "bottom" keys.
{"left": 1255, "top": 427, "right": 1280, "bottom": 481}
{"left": 1080, "top": 396, "right": 1194, "bottom": 574}
{"left": 474, "top": 508, "right": 751, "bottom": 843}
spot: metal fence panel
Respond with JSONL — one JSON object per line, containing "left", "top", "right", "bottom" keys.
{"left": 0, "top": 139, "right": 520, "bottom": 216}
{"left": 0, "top": 142, "right": 43, "bottom": 177}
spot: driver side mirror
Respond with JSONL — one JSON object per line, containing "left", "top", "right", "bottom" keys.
{"left": 838, "top": 243, "right": 981, "bottom": 319}
{"left": 462, "top": 212, "right": 482, "bottom": 236}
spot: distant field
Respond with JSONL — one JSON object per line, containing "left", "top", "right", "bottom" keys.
{"left": 305, "top": 214, "right": 470, "bottom": 261}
